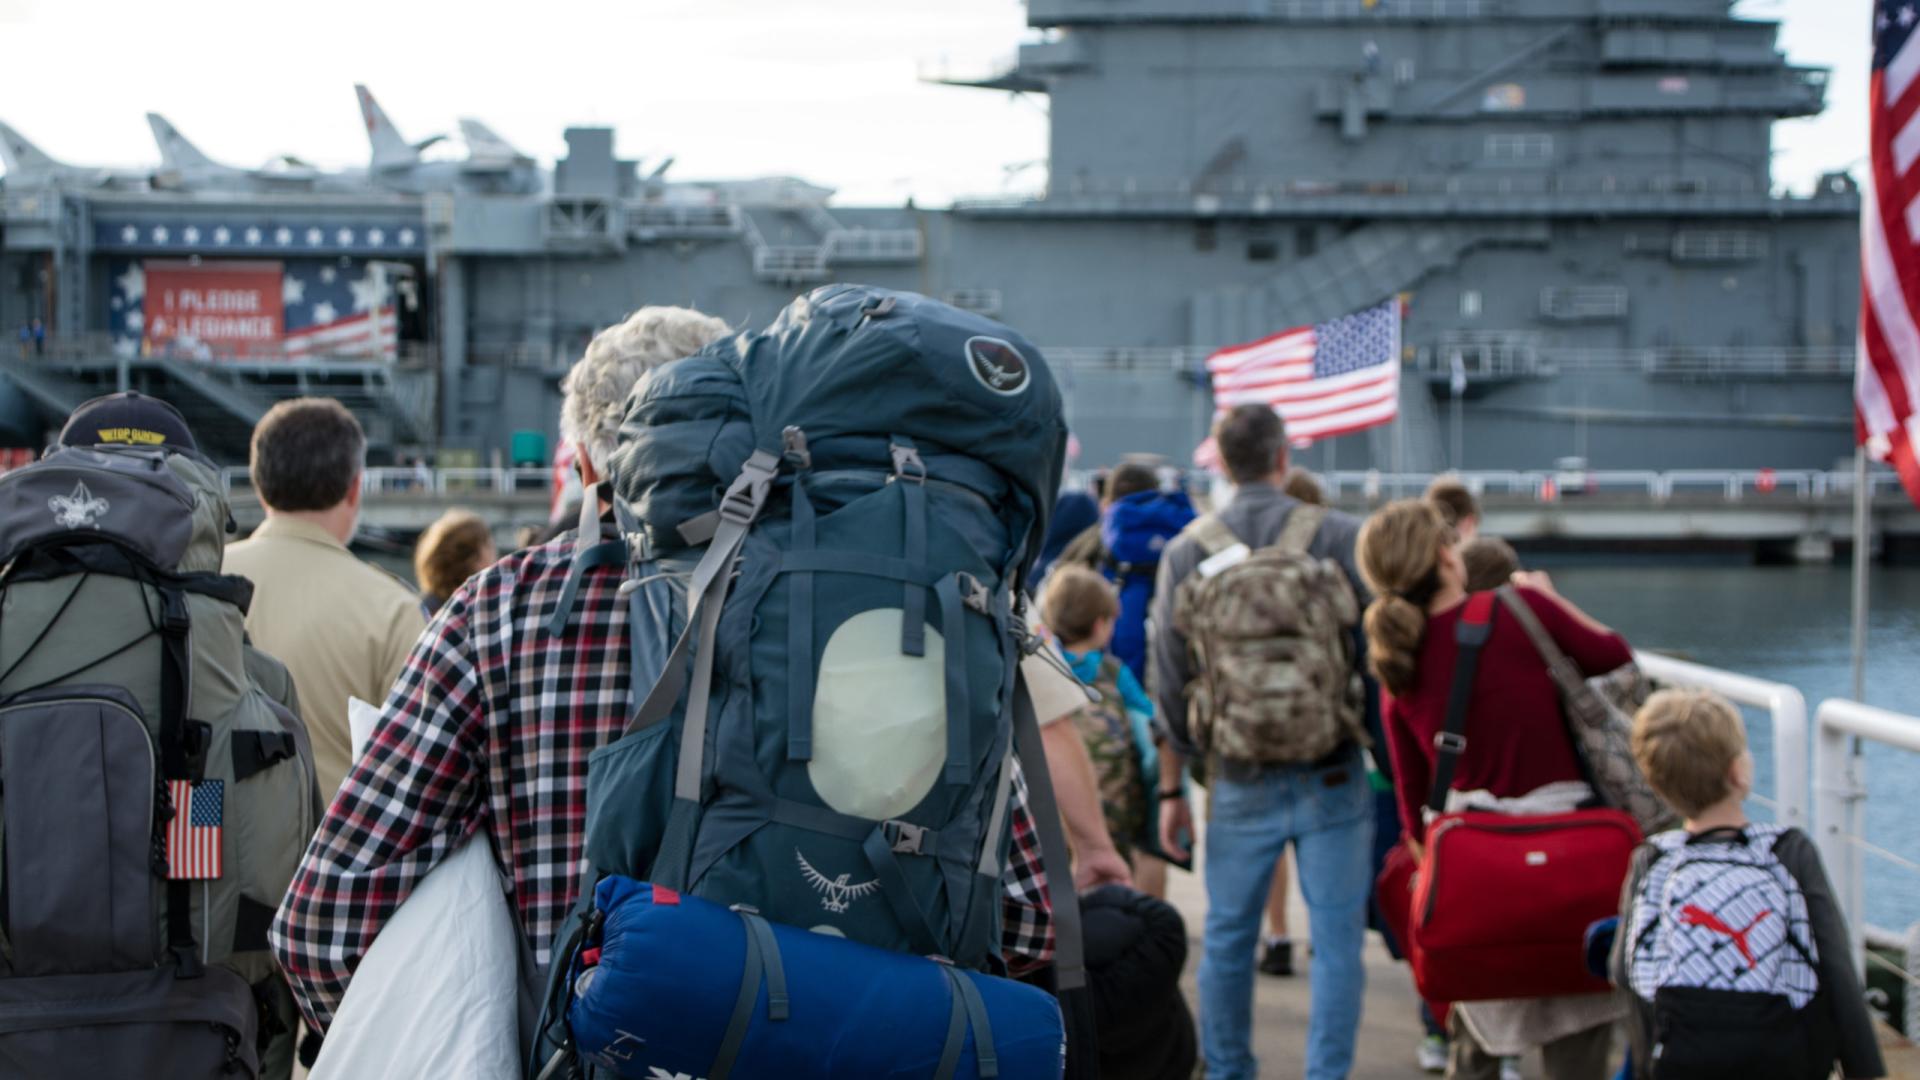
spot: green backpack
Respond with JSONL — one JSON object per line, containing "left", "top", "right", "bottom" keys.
{"left": 0, "top": 444, "right": 321, "bottom": 1079}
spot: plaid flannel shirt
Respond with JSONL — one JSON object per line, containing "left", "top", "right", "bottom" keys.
{"left": 270, "top": 532, "right": 1054, "bottom": 1030}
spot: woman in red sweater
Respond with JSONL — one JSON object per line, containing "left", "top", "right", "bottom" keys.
{"left": 1356, "top": 500, "right": 1634, "bottom": 1080}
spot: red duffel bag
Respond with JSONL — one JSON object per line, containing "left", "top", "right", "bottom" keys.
{"left": 1408, "top": 807, "right": 1640, "bottom": 1001}
{"left": 1392, "top": 592, "right": 1643, "bottom": 1004}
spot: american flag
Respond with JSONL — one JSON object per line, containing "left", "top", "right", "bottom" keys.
{"left": 1864, "top": 0, "right": 1920, "bottom": 507}
{"left": 166, "top": 779, "right": 224, "bottom": 880}
{"left": 1197, "top": 298, "right": 1402, "bottom": 464}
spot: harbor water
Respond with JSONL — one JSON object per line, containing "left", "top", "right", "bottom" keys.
{"left": 1552, "top": 563, "right": 1920, "bottom": 930}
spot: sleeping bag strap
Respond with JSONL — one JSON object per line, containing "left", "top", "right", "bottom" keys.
{"left": 643, "top": 452, "right": 780, "bottom": 889}
{"left": 710, "top": 907, "right": 767, "bottom": 1080}
{"left": 893, "top": 436, "right": 929, "bottom": 659}
{"left": 546, "top": 481, "right": 629, "bottom": 638}
{"left": 1428, "top": 591, "right": 1497, "bottom": 815}
{"left": 934, "top": 968, "right": 971, "bottom": 1080}
{"left": 785, "top": 477, "right": 816, "bottom": 762}
{"left": 740, "top": 910, "right": 789, "bottom": 1021}
{"left": 937, "top": 964, "right": 1002, "bottom": 1080}
{"left": 1012, "top": 674, "right": 1089, "bottom": 993}
{"left": 936, "top": 573, "right": 972, "bottom": 785}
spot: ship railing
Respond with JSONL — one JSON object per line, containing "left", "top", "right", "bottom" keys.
{"left": 821, "top": 228, "right": 924, "bottom": 262}
{"left": 1813, "top": 697, "right": 1920, "bottom": 1022}
{"left": 1411, "top": 345, "right": 1857, "bottom": 380}
{"left": 953, "top": 172, "right": 1846, "bottom": 209}
{"left": 2, "top": 190, "right": 61, "bottom": 223}
{"left": 1298, "top": 469, "right": 1900, "bottom": 505}
{"left": 1266, "top": 0, "right": 1494, "bottom": 16}
{"left": 1633, "top": 652, "right": 1808, "bottom": 830}
{"left": 224, "top": 466, "right": 555, "bottom": 499}
{"left": 626, "top": 203, "right": 740, "bottom": 237}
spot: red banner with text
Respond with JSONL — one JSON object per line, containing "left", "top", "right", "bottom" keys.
{"left": 144, "top": 261, "right": 284, "bottom": 360}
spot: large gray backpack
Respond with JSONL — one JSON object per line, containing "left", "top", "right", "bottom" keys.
{"left": 536, "top": 285, "right": 1084, "bottom": 1075}
{"left": 0, "top": 444, "right": 321, "bottom": 1079}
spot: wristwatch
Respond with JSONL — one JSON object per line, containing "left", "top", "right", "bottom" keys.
{"left": 1158, "top": 788, "right": 1184, "bottom": 801}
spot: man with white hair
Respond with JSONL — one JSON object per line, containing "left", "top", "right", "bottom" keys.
{"left": 271, "top": 306, "right": 1072, "bottom": 1030}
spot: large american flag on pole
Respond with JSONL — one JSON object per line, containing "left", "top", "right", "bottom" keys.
{"left": 1197, "top": 298, "right": 1402, "bottom": 465}
{"left": 1863, "top": 0, "right": 1920, "bottom": 507}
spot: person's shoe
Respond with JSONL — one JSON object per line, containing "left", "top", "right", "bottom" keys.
{"left": 1257, "top": 937, "right": 1294, "bottom": 977}
{"left": 1499, "top": 1057, "right": 1523, "bottom": 1080}
{"left": 1416, "top": 1035, "right": 1447, "bottom": 1073}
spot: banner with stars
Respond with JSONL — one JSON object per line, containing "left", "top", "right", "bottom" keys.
{"left": 110, "top": 257, "right": 398, "bottom": 363}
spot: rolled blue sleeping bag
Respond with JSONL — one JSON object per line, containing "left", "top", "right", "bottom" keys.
{"left": 566, "top": 877, "right": 1066, "bottom": 1079}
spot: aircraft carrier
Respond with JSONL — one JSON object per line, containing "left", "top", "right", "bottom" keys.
{"left": 0, "top": 0, "right": 1863, "bottom": 475}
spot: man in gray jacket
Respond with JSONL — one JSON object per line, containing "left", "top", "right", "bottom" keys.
{"left": 1149, "top": 404, "right": 1375, "bottom": 1080}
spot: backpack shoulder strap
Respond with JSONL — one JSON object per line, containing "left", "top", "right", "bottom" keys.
{"left": 1275, "top": 504, "right": 1330, "bottom": 556}
{"left": 1183, "top": 514, "right": 1241, "bottom": 558}
{"left": 1427, "top": 591, "right": 1498, "bottom": 815}
{"left": 1012, "top": 670, "right": 1089, "bottom": 996}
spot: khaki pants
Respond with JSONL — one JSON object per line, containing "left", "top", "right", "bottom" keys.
{"left": 1447, "top": 1010, "right": 1613, "bottom": 1080}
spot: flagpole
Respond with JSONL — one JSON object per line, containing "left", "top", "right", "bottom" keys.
{"left": 1851, "top": 447, "right": 1871, "bottom": 701}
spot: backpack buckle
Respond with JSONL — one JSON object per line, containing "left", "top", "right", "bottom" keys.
{"left": 889, "top": 442, "right": 926, "bottom": 485}
{"left": 718, "top": 451, "right": 780, "bottom": 526}
{"left": 1433, "top": 731, "right": 1468, "bottom": 755}
{"left": 957, "top": 573, "right": 992, "bottom": 615}
{"left": 781, "top": 427, "right": 811, "bottom": 470}
{"left": 886, "top": 820, "right": 929, "bottom": 855}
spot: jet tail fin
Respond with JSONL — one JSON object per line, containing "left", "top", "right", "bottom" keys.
{"left": 0, "top": 120, "right": 66, "bottom": 177}
{"left": 355, "top": 84, "right": 417, "bottom": 170}
{"left": 146, "top": 113, "right": 221, "bottom": 171}
{"left": 458, "top": 118, "right": 524, "bottom": 163}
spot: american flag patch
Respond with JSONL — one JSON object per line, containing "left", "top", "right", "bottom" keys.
{"left": 166, "top": 779, "right": 224, "bottom": 880}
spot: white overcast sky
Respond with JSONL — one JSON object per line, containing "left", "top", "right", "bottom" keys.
{"left": 0, "top": 0, "right": 1872, "bottom": 205}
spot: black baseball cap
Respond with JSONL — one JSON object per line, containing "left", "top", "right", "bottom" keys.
{"left": 59, "top": 391, "right": 199, "bottom": 453}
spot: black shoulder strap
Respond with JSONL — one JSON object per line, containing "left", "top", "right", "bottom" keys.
{"left": 1427, "top": 591, "right": 1498, "bottom": 815}
{"left": 155, "top": 582, "right": 207, "bottom": 979}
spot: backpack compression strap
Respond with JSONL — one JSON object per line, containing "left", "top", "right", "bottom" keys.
{"left": 1012, "top": 674, "right": 1089, "bottom": 994}
{"left": 641, "top": 451, "right": 781, "bottom": 889}
{"left": 1426, "top": 591, "right": 1497, "bottom": 817}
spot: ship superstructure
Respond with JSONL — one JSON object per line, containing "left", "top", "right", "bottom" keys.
{"left": 0, "top": 1, "right": 1861, "bottom": 472}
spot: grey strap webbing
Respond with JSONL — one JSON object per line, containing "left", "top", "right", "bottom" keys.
{"left": 1276, "top": 503, "right": 1329, "bottom": 556}
{"left": 640, "top": 452, "right": 780, "bottom": 889}
{"left": 546, "top": 481, "right": 628, "bottom": 638}
{"left": 898, "top": 437, "right": 929, "bottom": 658}
{"left": 1012, "top": 675, "right": 1088, "bottom": 991}
{"left": 936, "top": 573, "right": 972, "bottom": 785}
{"left": 976, "top": 746, "right": 1016, "bottom": 876}
{"left": 934, "top": 969, "right": 971, "bottom": 1080}
{"left": 709, "top": 908, "right": 789, "bottom": 1080}
{"left": 938, "top": 964, "right": 1001, "bottom": 1080}
{"left": 625, "top": 450, "right": 779, "bottom": 741}
{"left": 1185, "top": 514, "right": 1241, "bottom": 559}
{"left": 785, "top": 479, "right": 816, "bottom": 761}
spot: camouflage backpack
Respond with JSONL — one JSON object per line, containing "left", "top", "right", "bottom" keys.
{"left": 1071, "top": 653, "right": 1147, "bottom": 858}
{"left": 1171, "top": 505, "right": 1365, "bottom": 765}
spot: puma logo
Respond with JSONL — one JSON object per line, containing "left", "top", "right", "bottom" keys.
{"left": 1680, "top": 903, "right": 1771, "bottom": 969}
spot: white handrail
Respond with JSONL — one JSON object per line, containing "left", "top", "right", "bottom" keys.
{"left": 1814, "top": 698, "right": 1920, "bottom": 978}
{"left": 1633, "top": 652, "right": 1808, "bottom": 831}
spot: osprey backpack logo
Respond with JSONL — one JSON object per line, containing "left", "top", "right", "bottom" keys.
{"left": 48, "top": 481, "right": 110, "bottom": 529}
{"left": 796, "top": 849, "right": 880, "bottom": 914}
{"left": 965, "top": 335, "right": 1030, "bottom": 396}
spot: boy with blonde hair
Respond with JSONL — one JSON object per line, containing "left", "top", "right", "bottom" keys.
{"left": 1611, "top": 689, "right": 1883, "bottom": 1079}
{"left": 1041, "top": 566, "right": 1177, "bottom": 894}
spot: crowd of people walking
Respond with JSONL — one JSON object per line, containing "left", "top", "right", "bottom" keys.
{"left": 0, "top": 289, "right": 1889, "bottom": 1080}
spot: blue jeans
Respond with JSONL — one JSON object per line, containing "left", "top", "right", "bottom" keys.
{"left": 1200, "top": 751, "right": 1375, "bottom": 1080}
